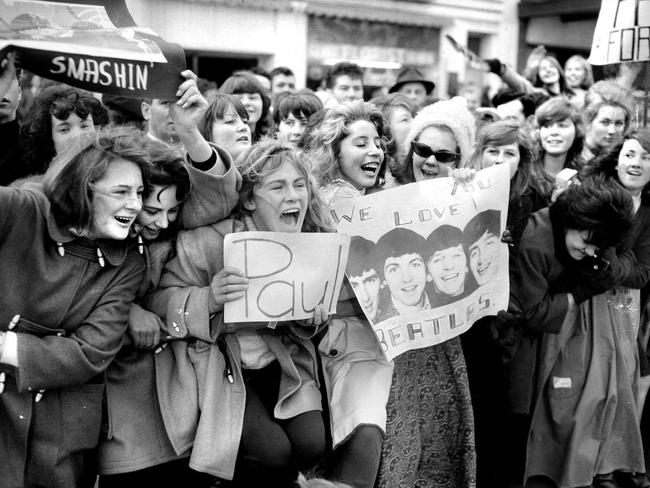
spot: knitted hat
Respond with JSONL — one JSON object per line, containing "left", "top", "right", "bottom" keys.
{"left": 404, "top": 97, "right": 475, "bottom": 167}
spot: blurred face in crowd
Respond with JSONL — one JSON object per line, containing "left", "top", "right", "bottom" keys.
{"left": 143, "top": 99, "right": 176, "bottom": 143}
{"left": 138, "top": 185, "right": 181, "bottom": 241}
{"left": 398, "top": 82, "right": 427, "bottom": 107}
{"left": 330, "top": 75, "right": 363, "bottom": 104}
{"left": 617, "top": 138, "right": 650, "bottom": 196}
{"left": 90, "top": 159, "right": 143, "bottom": 240}
{"left": 271, "top": 74, "right": 296, "bottom": 95}
{"left": 495, "top": 99, "right": 526, "bottom": 127}
{"left": 411, "top": 126, "right": 459, "bottom": 181}
{"left": 388, "top": 106, "right": 413, "bottom": 155}
{"left": 565, "top": 59, "right": 586, "bottom": 88}
{"left": 349, "top": 268, "right": 382, "bottom": 321}
{"left": 0, "top": 75, "right": 20, "bottom": 123}
{"left": 338, "top": 119, "right": 384, "bottom": 192}
{"left": 428, "top": 245, "right": 467, "bottom": 296}
{"left": 210, "top": 105, "right": 251, "bottom": 161}
{"left": 462, "top": 89, "right": 481, "bottom": 113}
{"left": 233, "top": 92, "right": 263, "bottom": 126}
{"left": 253, "top": 75, "right": 271, "bottom": 94}
{"left": 246, "top": 160, "right": 308, "bottom": 233}
{"left": 468, "top": 229, "right": 500, "bottom": 286}
{"left": 482, "top": 142, "right": 520, "bottom": 179}
{"left": 538, "top": 58, "right": 560, "bottom": 85}
{"left": 539, "top": 118, "right": 576, "bottom": 157}
{"left": 278, "top": 113, "right": 308, "bottom": 145}
{"left": 51, "top": 112, "right": 95, "bottom": 156}
{"left": 565, "top": 229, "right": 598, "bottom": 261}
{"left": 586, "top": 105, "right": 627, "bottom": 152}
{"left": 383, "top": 252, "right": 429, "bottom": 307}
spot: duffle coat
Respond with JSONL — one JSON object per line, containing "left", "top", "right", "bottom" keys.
{"left": 97, "top": 146, "right": 242, "bottom": 475}
{"left": 143, "top": 217, "right": 322, "bottom": 480}
{"left": 0, "top": 184, "right": 144, "bottom": 488}
{"left": 318, "top": 180, "right": 393, "bottom": 448}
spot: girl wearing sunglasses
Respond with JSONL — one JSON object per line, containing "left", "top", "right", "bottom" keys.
{"left": 392, "top": 97, "right": 475, "bottom": 185}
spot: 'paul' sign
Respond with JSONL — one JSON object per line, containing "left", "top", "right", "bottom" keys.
{"left": 224, "top": 232, "right": 350, "bottom": 323}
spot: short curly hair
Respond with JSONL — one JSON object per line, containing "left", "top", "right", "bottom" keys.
{"left": 309, "top": 100, "right": 389, "bottom": 190}
{"left": 20, "top": 84, "right": 109, "bottom": 175}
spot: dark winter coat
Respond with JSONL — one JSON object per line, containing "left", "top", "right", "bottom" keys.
{"left": 0, "top": 184, "right": 144, "bottom": 488}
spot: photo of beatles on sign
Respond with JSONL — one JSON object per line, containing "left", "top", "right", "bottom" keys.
{"left": 331, "top": 164, "right": 510, "bottom": 360}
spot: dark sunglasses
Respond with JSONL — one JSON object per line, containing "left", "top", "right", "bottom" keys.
{"left": 411, "top": 141, "right": 459, "bottom": 163}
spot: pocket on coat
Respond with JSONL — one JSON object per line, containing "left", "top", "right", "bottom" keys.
{"left": 58, "top": 383, "right": 105, "bottom": 459}
{"left": 544, "top": 332, "right": 588, "bottom": 434}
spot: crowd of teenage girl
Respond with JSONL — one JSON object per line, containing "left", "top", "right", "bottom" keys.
{"left": 0, "top": 46, "right": 649, "bottom": 488}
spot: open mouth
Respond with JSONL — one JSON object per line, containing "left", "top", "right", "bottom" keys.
{"left": 476, "top": 263, "right": 490, "bottom": 276}
{"left": 441, "top": 273, "right": 460, "bottom": 282}
{"left": 420, "top": 165, "right": 439, "bottom": 177}
{"left": 360, "top": 162, "right": 379, "bottom": 176}
{"left": 401, "top": 284, "right": 418, "bottom": 293}
{"left": 280, "top": 208, "right": 300, "bottom": 226}
{"left": 626, "top": 169, "right": 642, "bottom": 177}
{"left": 236, "top": 135, "right": 251, "bottom": 143}
{"left": 114, "top": 216, "right": 134, "bottom": 226}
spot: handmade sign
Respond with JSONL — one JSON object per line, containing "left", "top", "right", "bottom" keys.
{"left": 0, "top": 0, "right": 185, "bottom": 98}
{"left": 223, "top": 232, "right": 350, "bottom": 323}
{"left": 588, "top": 0, "right": 650, "bottom": 65}
{"left": 331, "top": 164, "right": 510, "bottom": 360}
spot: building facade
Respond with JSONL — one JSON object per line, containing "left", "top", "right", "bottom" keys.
{"left": 126, "top": 0, "right": 521, "bottom": 98}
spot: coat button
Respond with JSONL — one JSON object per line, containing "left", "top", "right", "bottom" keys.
{"left": 329, "top": 349, "right": 338, "bottom": 357}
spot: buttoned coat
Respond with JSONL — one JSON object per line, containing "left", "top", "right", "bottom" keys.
{"left": 97, "top": 146, "right": 242, "bottom": 475}
{"left": 0, "top": 184, "right": 144, "bottom": 488}
{"left": 143, "top": 217, "right": 322, "bottom": 480}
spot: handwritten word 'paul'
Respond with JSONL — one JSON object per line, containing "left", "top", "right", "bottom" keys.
{"left": 230, "top": 238, "right": 344, "bottom": 319}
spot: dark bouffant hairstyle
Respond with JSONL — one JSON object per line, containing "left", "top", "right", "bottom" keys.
{"left": 426, "top": 225, "right": 464, "bottom": 259}
{"left": 375, "top": 227, "right": 427, "bottom": 279}
{"left": 198, "top": 93, "right": 249, "bottom": 142}
{"left": 347, "top": 235, "right": 379, "bottom": 277}
{"left": 20, "top": 84, "right": 109, "bottom": 175}
{"left": 462, "top": 210, "right": 501, "bottom": 253}
{"left": 219, "top": 71, "right": 271, "bottom": 142}
{"left": 552, "top": 175, "right": 633, "bottom": 250}
{"left": 272, "top": 89, "right": 323, "bottom": 127}
{"left": 142, "top": 138, "right": 191, "bottom": 203}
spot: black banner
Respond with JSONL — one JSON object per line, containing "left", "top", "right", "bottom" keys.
{"left": 1, "top": 0, "right": 186, "bottom": 98}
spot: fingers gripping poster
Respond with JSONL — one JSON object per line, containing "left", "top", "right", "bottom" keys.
{"left": 332, "top": 164, "right": 510, "bottom": 360}
{"left": 223, "top": 232, "right": 350, "bottom": 323}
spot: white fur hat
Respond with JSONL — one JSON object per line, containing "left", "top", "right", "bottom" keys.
{"left": 404, "top": 96, "right": 475, "bottom": 167}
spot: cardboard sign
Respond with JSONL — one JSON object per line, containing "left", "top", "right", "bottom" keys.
{"left": 223, "top": 232, "right": 350, "bottom": 323}
{"left": 588, "top": 0, "right": 650, "bottom": 65}
{"left": 1, "top": 0, "right": 186, "bottom": 98}
{"left": 331, "top": 164, "right": 510, "bottom": 360}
